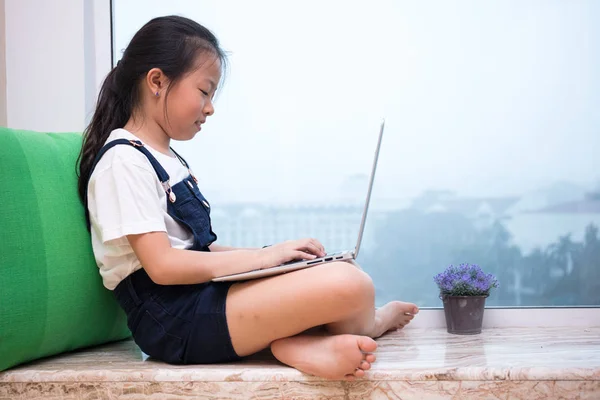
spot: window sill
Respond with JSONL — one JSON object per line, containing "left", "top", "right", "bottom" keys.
{"left": 2, "top": 324, "right": 598, "bottom": 399}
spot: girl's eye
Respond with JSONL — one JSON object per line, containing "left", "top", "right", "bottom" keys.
{"left": 200, "top": 89, "right": 209, "bottom": 96}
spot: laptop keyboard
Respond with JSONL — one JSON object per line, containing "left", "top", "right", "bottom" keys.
{"left": 281, "top": 251, "right": 344, "bottom": 265}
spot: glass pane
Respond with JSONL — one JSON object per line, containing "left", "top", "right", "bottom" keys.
{"left": 112, "top": 0, "right": 600, "bottom": 307}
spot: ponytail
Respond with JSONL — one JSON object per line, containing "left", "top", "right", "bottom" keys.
{"left": 76, "top": 15, "right": 227, "bottom": 229}
{"left": 76, "top": 63, "right": 135, "bottom": 218}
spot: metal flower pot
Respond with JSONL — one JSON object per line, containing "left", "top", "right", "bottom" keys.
{"left": 441, "top": 295, "right": 487, "bottom": 335}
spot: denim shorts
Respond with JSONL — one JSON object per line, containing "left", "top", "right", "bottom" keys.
{"left": 113, "top": 268, "right": 241, "bottom": 364}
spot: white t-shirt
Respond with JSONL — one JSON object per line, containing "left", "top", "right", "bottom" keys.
{"left": 87, "top": 129, "right": 194, "bottom": 290}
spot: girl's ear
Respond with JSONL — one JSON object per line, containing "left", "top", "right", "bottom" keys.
{"left": 145, "top": 68, "right": 167, "bottom": 97}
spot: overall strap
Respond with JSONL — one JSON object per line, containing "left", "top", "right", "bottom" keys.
{"left": 84, "top": 139, "right": 175, "bottom": 230}
{"left": 169, "top": 146, "right": 189, "bottom": 168}
{"left": 91, "top": 139, "right": 170, "bottom": 183}
{"left": 170, "top": 146, "right": 199, "bottom": 183}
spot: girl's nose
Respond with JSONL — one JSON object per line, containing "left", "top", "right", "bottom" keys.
{"left": 204, "top": 101, "right": 215, "bottom": 116}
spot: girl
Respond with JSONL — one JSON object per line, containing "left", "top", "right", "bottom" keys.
{"left": 78, "top": 15, "right": 418, "bottom": 381}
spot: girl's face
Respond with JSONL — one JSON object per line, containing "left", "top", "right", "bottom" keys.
{"left": 161, "top": 55, "right": 222, "bottom": 141}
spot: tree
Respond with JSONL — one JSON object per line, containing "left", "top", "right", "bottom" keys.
{"left": 544, "top": 224, "right": 600, "bottom": 305}
{"left": 363, "top": 210, "right": 519, "bottom": 307}
{"left": 362, "top": 208, "right": 600, "bottom": 308}
{"left": 453, "top": 221, "right": 522, "bottom": 306}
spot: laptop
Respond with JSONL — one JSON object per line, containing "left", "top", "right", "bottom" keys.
{"left": 212, "top": 119, "right": 385, "bottom": 282}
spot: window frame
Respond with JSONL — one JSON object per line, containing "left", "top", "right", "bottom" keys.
{"left": 101, "top": 0, "right": 599, "bottom": 326}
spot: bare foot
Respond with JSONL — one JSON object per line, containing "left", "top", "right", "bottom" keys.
{"left": 271, "top": 334, "right": 377, "bottom": 381}
{"left": 370, "top": 301, "right": 419, "bottom": 338}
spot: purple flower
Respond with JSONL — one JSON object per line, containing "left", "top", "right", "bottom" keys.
{"left": 433, "top": 263, "right": 499, "bottom": 296}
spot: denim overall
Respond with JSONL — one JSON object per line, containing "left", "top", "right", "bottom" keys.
{"left": 87, "top": 139, "right": 240, "bottom": 364}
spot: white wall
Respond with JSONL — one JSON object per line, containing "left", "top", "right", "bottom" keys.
{"left": 0, "top": 0, "right": 6, "bottom": 127}
{"left": 3, "top": 0, "right": 110, "bottom": 132}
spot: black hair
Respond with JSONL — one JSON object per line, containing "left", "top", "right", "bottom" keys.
{"left": 77, "top": 15, "right": 227, "bottom": 214}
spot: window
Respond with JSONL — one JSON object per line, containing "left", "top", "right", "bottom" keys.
{"left": 112, "top": 0, "right": 600, "bottom": 308}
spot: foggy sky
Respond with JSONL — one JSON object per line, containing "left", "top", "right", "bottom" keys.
{"left": 113, "top": 0, "right": 600, "bottom": 205}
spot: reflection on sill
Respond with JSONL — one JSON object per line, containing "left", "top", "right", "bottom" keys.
{"left": 405, "top": 308, "right": 599, "bottom": 329}
{"left": 1, "top": 327, "right": 598, "bottom": 399}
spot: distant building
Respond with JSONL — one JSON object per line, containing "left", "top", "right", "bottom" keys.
{"left": 504, "top": 196, "right": 600, "bottom": 253}
{"left": 411, "top": 190, "right": 519, "bottom": 229}
{"left": 210, "top": 203, "right": 365, "bottom": 250}
{"left": 505, "top": 181, "right": 588, "bottom": 217}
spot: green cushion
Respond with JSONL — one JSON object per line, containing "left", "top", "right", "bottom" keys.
{"left": 0, "top": 127, "right": 130, "bottom": 371}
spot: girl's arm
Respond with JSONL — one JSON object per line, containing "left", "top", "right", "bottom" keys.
{"left": 209, "top": 243, "right": 257, "bottom": 252}
{"left": 127, "top": 232, "right": 324, "bottom": 285}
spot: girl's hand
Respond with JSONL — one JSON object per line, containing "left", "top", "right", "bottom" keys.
{"left": 260, "top": 238, "right": 326, "bottom": 268}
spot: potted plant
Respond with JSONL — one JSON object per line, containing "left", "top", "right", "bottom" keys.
{"left": 434, "top": 263, "right": 499, "bottom": 335}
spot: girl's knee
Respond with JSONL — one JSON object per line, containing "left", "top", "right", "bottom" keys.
{"left": 320, "top": 262, "right": 375, "bottom": 305}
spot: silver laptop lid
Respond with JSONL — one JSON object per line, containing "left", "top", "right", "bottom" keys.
{"left": 354, "top": 119, "right": 385, "bottom": 259}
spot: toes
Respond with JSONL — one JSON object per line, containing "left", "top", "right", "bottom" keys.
{"left": 400, "top": 302, "right": 419, "bottom": 315}
{"left": 344, "top": 374, "right": 356, "bottom": 381}
{"left": 354, "top": 368, "right": 365, "bottom": 378}
{"left": 365, "top": 353, "right": 376, "bottom": 363}
{"left": 360, "top": 360, "right": 371, "bottom": 371}
{"left": 357, "top": 336, "right": 377, "bottom": 353}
